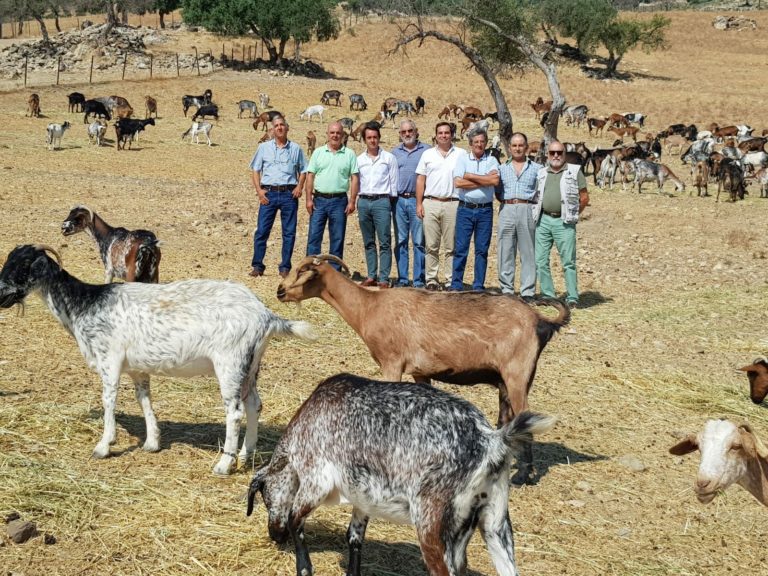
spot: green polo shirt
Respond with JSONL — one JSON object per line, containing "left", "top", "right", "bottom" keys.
{"left": 307, "top": 145, "right": 359, "bottom": 193}
{"left": 542, "top": 166, "right": 586, "bottom": 214}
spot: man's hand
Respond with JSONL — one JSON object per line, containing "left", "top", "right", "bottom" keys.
{"left": 292, "top": 185, "right": 302, "bottom": 199}
{"left": 306, "top": 197, "right": 314, "bottom": 216}
{"left": 258, "top": 189, "right": 269, "bottom": 206}
{"left": 345, "top": 200, "right": 356, "bottom": 216}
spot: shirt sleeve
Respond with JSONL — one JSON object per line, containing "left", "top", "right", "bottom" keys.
{"left": 388, "top": 154, "right": 400, "bottom": 197}
{"left": 296, "top": 146, "right": 307, "bottom": 174}
{"left": 349, "top": 150, "right": 359, "bottom": 175}
{"left": 307, "top": 148, "right": 319, "bottom": 174}
{"left": 415, "top": 153, "right": 428, "bottom": 176}
{"left": 486, "top": 156, "right": 500, "bottom": 173}
{"left": 249, "top": 146, "right": 264, "bottom": 172}
{"left": 577, "top": 169, "right": 587, "bottom": 189}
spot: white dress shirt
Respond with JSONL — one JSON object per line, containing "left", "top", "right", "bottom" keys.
{"left": 357, "top": 148, "right": 399, "bottom": 197}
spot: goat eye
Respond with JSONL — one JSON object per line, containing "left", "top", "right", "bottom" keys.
{"left": 730, "top": 443, "right": 742, "bottom": 451}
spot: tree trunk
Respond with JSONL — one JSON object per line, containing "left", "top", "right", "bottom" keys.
{"left": 294, "top": 39, "right": 301, "bottom": 61}
{"left": 605, "top": 51, "right": 620, "bottom": 77}
{"left": 120, "top": 8, "right": 129, "bottom": 25}
{"left": 34, "top": 16, "right": 50, "bottom": 44}
{"left": 18, "top": 19, "right": 24, "bottom": 35}
{"left": 159, "top": 11, "right": 165, "bottom": 29}
{"left": 103, "top": 3, "right": 119, "bottom": 38}
{"left": 54, "top": 15, "right": 61, "bottom": 33}
{"left": 277, "top": 37, "right": 289, "bottom": 63}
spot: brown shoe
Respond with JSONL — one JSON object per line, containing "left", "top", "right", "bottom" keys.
{"left": 278, "top": 270, "right": 289, "bottom": 279}
{"left": 248, "top": 268, "right": 263, "bottom": 277}
{"left": 361, "top": 278, "right": 377, "bottom": 287}
{"left": 378, "top": 282, "right": 390, "bottom": 289}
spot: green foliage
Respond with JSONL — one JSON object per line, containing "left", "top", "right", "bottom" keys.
{"left": 153, "top": 0, "right": 179, "bottom": 13}
{"left": 461, "top": 0, "right": 538, "bottom": 69}
{"left": 599, "top": 13, "right": 669, "bottom": 74}
{"left": 539, "top": 0, "right": 616, "bottom": 52}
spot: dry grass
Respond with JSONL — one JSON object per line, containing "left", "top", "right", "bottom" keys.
{"left": 1, "top": 10, "right": 768, "bottom": 576}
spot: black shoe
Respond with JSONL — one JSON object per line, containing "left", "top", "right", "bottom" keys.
{"left": 567, "top": 300, "right": 580, "bottom": 309}
{"left": 521, "top": 296, "right": 536, "bottom": 304}
{"left": 425, "top": 281, "right": 439, "bottom": 291}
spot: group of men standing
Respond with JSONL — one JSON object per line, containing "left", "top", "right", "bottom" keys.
{"left": 248, "top": 115, "right": 588, "bottom": 307}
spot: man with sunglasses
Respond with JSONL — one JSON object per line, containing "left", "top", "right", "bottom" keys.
{"left": 249, "top": 115, "right": 307, "bottom": 279}
{"left": 391, "top": 119, "right": 429, "bottom": 288}
{"left": 533, "top": 140, "right": 589, "bottom": 308}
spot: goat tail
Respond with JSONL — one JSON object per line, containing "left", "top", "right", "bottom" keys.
{"left": 533, "top": 299, "right": 571, "bottom": 350}
{"left": 500, "top": 411, "right": 557, "bottom": 452}
{"left": 181, "top": 127, "right": 191, "bottom": 140}
{"left": 135, "top": 238, "right": 162, "bottom": 283}
{"left": 269, "top": 316, "right": 318, "bottom": 343}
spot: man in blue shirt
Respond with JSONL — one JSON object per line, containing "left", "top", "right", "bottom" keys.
{"left": 391, "top": 120, "right": 429, "bottom": 287}
{"left": 496, "top": 132, "right": 542, "bottom": 301}
{"left": 249, "top": 115, "right": 307, "bottom": 278}
{"left": 451, "top": 129, "right": 499, "bottom": 291}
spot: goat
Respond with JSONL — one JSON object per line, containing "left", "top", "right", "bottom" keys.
{"left": 182, "top": 89, "right": 212, "bottom": 116}
{"left": 306, "top": 130, "right": 317, "bottom": 156}
{"left": 663, "top": 134, "right": 687, "bottom": 155}
{"left": 530, "top": 97, "right": 552, "bottom": 120}
{"left": 258, "top": 93, "right": 270, "bottom": 110}
{"left": 87, "top": 120, "right": 107, "bottom": 146}
{"left": 320, "top": 90, "right": 343, "bottom": 106}
{"left": 437, "top": 105, "right": 452, "bottom": 120}
{"left": 608, "top": 125, "right": 639, "bottom": 142}
{"left": 299, "top": 104, "right": 325, "bottom": 123}
{"left": 562, "top": 105, "right": 589, "bottom": 128}
{"left": 181, "top": 121, "right": 213, "bottom": 146}
{"left": 349, "top": 93, "right": 367, "bottom": 111}
{"left": 670, "top": 419, "right": 768, "bottom": 507}
{"left": 247, "top": 372, "right": 555, "bottom": 576}
{"left": 415, "top": 95, "right": 426, "bottom": 114}
{"left": 82, "top": 99, "right": 111, "bottom": 123}
{"left": 339, "top": 117, "right": 355, "bottom": 132}
{"left": 607, "top": 113, "right": 630, "bottom": 128}
{"left": 192, "top": 104, "right": 219, "bottom": 122}
{"left": 237, "top": 99, "right": 258, "bottom": 118}
{"left": 379, "top": 108, "right": 399, "bottom": 129}
{"left": 630, "top": 158, "right": 685, "bottom": 195}
{"left": 740, "top": 357, "right": 768, "bottom": 404}
{"left": 460, "top": 106, "right": 483, "bottom": 121}
{"left": 738, "top": 137, "right": 767, "bottom": 153}
{"left": 276, "top": 254, "right": 570, "bottom": 485}
{"left": 716, "top": 158, "right": 746, "bottom": 202}
{"left": 115, "top": 118, "right": 155, "bottom": 150}
{"left": 114, "top": 103, "right": 134, "bottom": 119}
{"left": 587, "top": 117, "right": 606, "bottom": 137}
{"left": 144, "top": 95, "right": 158, "bottom": 118}
{"left": 46, "top": 122, "right": 71, "bottom": 150}
{"left": 622, "top": 112, "right": 646, "bottom": 127}
{"left": 755, "top": 168, "right": 768, "bottom": 198}
{"left": 61, "top": 205, "right": 161, "bottom": 283}
{"left": 67, "top": 92, "right": 85, "bottom": 113}
{"left": 691, "top": 159, "right": 711, "bottom": 197}
{"left": 0, "top": 245, "right": 316, "bottom": 476}
{"left": 27, "top": 93, "right": 41, "bottom": 117}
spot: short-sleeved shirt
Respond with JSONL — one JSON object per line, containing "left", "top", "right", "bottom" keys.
{"left": 392, "top": 141, "right": 430, "bottom": 194}
{"left": 307, "top": 145, "right": 359, "bottom": 193}
{"left": 453, "top": 151, "right": 500, "bottom": 204}
{"left": 497, "top": 159, "right": 542, "bottom": 201}
{"left": 542, "top": 166, "right": 587, "bottom": 214}
{"left": 249, "top": 139, "right": 307, "bottom": 186}
{"left": 357, "top": 148, "right": 399, "bottom": 197}
{"left": 416, "top": 146, "right": 467, "bottom": 199}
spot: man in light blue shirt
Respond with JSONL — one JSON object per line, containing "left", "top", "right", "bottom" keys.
{"left": 249, "top": 115, "right": 307, "bottom": 278}
{"left": 451, "top": 129, "right": 499, "bottom": 291}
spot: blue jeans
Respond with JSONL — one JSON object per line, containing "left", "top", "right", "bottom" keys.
{"left": 306, "top": 195, "right": 348, "bottom": 265}
{"left": 451, "top": 205, "right": 493, "bottom": 290}
{"left": 358, "top": 197, "right": 392, "bottom": 282}
{"left": 251, "top": 191, "right": 298, "bottom": 274}
{"left": 394, "top": 197, "right": 425, "bottom": 287}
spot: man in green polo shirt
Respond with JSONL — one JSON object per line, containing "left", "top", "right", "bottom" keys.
{"left": 305, "top": 121, "right": 359, "bottom": 264}
{"left": 532, "top": 140, "right": 589, "bottom": 308}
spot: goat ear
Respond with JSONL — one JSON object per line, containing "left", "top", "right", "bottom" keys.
{"left": 246, "top": 466, "right": 268, "bottom": 517}
{"left": 669, "top": 435, "right": 699, "bottom": 456}
{"left": 738, "top": 425, "right": 768, "bottom": 459}
{"left": 738, "top": 364, "right": 757, "bottom": 373}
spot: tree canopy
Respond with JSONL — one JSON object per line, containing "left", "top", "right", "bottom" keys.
{"left": 181, "top": 0, "right": 340, "bottom": 63}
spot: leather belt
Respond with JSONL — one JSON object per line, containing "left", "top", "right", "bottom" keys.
{"left": 425, "top": 196, "right": 458, "bottom": 202}
{"left": 263, "top": 184, "right": 294, "bottom": 191}
{"left": 543, "top": 210, "right": 562, "bottom": 218}
{"left": 399, "top": 192, "right": 416, "bottom": 198}
{"left": 358, "top": 195, "right": 389, "bottom": 201}
{"left": 313, "top": 191, "right": 347, "bottom": 199}
{"left": 459, "top": 201, "right": 492, "bottom": 209}
{"left": 501, "top": 198, "right": 534, "bottom": 205}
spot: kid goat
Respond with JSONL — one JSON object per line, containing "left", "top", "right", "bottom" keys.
{"left": 277, "top": 255, "right": 570, "bottom": 484}
{"left": 247, "top": 373, "right": 555, "bottom": 576}
{"left": 61, "top": 205, "right": 162, "bottom": 283}
{"left": 0, "top": 245, "right": 316, "bottom": 475}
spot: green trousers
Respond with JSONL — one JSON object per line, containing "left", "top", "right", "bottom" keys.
{"left": 535, "top": 213, "right": 579, "bottom": 303}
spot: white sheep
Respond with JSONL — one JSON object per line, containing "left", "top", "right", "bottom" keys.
{"left": 669, "top": 419, "right": 768, "bottom": 507}
{"left": 0, "top": 245, "right": 316, "bottom": 476}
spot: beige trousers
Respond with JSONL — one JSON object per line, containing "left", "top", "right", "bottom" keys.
{"left": 423, "top": 198, "right": 457, "bottom": 285}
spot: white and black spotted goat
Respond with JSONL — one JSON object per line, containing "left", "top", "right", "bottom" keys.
{"left": 181, "top": 121, "right": 213, "bottom": 146}
{"left": 247, "top": 373, "right": 555, "bottom": 576}
{"left": 46, "top": 121, "right": 71, "bottom": 150}
{"left": 0, "top": 245, "right": 316, "bottom": 475}
{"left": 61, "top": 205, "right": 161, "bottom": 283}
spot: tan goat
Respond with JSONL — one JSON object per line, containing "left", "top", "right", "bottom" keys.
{"left": 276, "top": 255, "right": 571, "bottom": 485}
{"left": 144, "top": 95, "right": 158, "bottom": 119}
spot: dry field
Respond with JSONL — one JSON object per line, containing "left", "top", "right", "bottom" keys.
{"left": 1, "top": 10, "right": 767, "bottom": 576}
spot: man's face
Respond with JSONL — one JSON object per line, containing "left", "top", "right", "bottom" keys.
{"left": 509, "top": 136, "right": 528, "bottom": 161}
{"left": 327, "top": 123, "right": 343, "bottom": 147}
{"left": 272, "top": 119, "right": 287, "bottom": 138}
{"left": 548, "top": 143, "right": 565, "bottom": 170}
{"left": 365, "top": 130, "right": 380, "bottom": 151}
{"left": 435, "top": 125, "right": 452, "bottom": 147}
{"left": 400, "top": 124, "right": 417, "bottom": 146}
{"left": 470, "top": 135, "right": 487, "bottom": 158}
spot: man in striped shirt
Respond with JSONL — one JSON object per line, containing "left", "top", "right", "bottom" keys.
{"left": 496, "top": 132, "right": 542, "bottom": 301}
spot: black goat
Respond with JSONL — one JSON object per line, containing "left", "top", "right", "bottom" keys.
{"left": 115, "top": 118, "right": 155, "bottom": 150}
{"left": 192, "top": 104, "right": 219, "bottom": 122}
{"left": 67, "top": 92, "right": 86, "bottom": 113}
{"left": 181, "top": 89, "right": 213, "bottom": 117}
{"left": 82, "top": 99, "right": 111, "bottom": 123}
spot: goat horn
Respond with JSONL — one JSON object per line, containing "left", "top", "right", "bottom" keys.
{"left": 310, "top": 254, "right": 350, "bottom": 276}
{"left": 33, "top": 244, "right": 62, "bottom": 266}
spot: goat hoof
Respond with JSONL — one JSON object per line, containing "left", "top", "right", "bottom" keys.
{"left": 212, "top": 459, "right": 235, "bottom": 476}
{"left": 92, "top": 445, "right": 111, "bottom": 459}
{"left": 509, "top": 470, "right": 533, "bottom": 487}
{"left": 142, "top": 440, "right": 160, "bottom": 453}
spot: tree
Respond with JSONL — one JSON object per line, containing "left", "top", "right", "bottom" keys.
{"left": 181, "top": 0, "right": 340, "bottom": 64}
{"left": 599, "top": 14, "right": 669, "bottom": 77}
{"left": 153, "top": 0, "right": 178, "bottom": 29}
{"left": 539, "top": 0, "right": 616, "bottom": 53}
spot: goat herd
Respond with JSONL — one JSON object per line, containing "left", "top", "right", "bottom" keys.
{"left": 9, "top": 85, "right": 768, "bottom": 576}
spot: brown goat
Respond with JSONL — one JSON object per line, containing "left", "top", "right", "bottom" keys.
{"left": 306, "top": 130, "right": 316, "bottom": 156}
{"left": 115, "top": 104, "right": 134, "bottom": 119}
{"left": 27, "top": 93, "right": 41, "bottom": 117}
{"left": 144, "top": 95, "right": 158, "bottom": 118}
{"left": 587, "top": 118, "right": 606, "bottom": 136}
{"left": 437, "top": 106, "right": 451, "bottom": 120}
{"left": 741, "top": 358, "right": 768, "bottom": 404}
{"left": 738, "top": 137, "right": 767, "bottom": 153}
{"left": 276, "top": 255, "right": 571, "bottom": 484}
{"left": 607, "top": 113, "right": 629, "bottom": 128}
{"left": 715, "top": 125, "right": 739, "bottom": 140}
{"left": 253, "top": 112, "right": 271, "bottom": 131}
{"left": 460, "top": 106, "right": 483, "bottom": 121}
{"left": 692, "top": 160, "right": 710, "bottom": 197}
{"left": 530, "top": 97, "right": 552, "bottom": 120}
{"left": 608, "top": 125, "right": 639, "bottom": 142}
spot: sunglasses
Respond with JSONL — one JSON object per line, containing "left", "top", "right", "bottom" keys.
{"left": 548, "top": 150, "right": 564, "bottom": 156}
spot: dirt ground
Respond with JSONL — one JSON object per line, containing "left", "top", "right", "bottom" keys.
{"left": 1, "top": 10, "right": 767, "bottom": 576}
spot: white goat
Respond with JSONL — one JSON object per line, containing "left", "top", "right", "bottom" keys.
{"left": 670, "top": 419, "right": 768, "bottom": 507}
{"left": 181, "top": 121, "right": 213, "bottom": 146}
{"left": 87, "top": 121, "right": 107, "bottom": 146}
{"left": 46, "top": 121, "right": 71, "bottom": 150}
{"left": 247, "top": 373, "right": 556, "bottom": 576}
{"left": 258, "top": 92, "right": 270, "bottom": 109}
{"left": 0, "top": 245, "right": 316, "bottom": 476}
{"left": 299, "top": 104, "right": 325, "bottom": 123}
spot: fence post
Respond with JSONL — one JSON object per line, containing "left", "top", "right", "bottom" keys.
{"left": 176, "top": 53, "right": 179, "bottom": 77}
{"left": 24, "top": 56, "right": 28, "bottom": 86}
{"left": 149, "top": 53, "right": 153, "bottom": 79}
{"left": 194, "top": 46, "right": 200, "bottom": 76}
{"left": 122, "top": 54, "right": 127, "bottom": 80}
{"left": 56, "top": 56, "right": 61, "bottom": 85}
{"left": 89, "top": 55, "right": 94, "bottom": 83}
{"left": 231, "top": 45, "right": 233, "bottom": 62}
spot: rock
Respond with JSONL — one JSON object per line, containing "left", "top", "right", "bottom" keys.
{"left": 617, "top": 454, "right": 645, "bottom": 472}
{"left": 617, "top": 527, "right": 632, "bottom": 538}
{"left": 564, "top": 499, "right": 585, "bottom": 508}
{"left": 575, "top": 481, "right": 593, "bottom": 493}
{"left": 7, "top": 519, "right": 38, "bottom": 544}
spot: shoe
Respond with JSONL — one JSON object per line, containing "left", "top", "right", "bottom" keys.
{"left": 278, "top": 270, "right": 289, "bottom": 279}
{"left": 378, "top": 282, "right": 390, "bottom": 289}
{"left": 521, "top": 296, "right": 536, "bottom": 304}
{"left": 361, "top": 278, "right": 377, "bottom": 287}
{"left": 425, "top": 281, "right": 439, "bottom": 291}
{"left": 248, "top": 268, "right": 264, "bottom": 278}
{"left": 395, "top": 282, "right": 410, "bottom": 288}
{"left": 567, "top": 300, "right": 580, "bottom": 309}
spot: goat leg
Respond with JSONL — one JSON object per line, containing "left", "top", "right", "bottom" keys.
{"left": 345, "top": 509, "right": 369, "bottom": 576}
{"left": 93, "top": 369, "right": 121, "bottom": 459}
{"left": 131, "top": 373, "right": 159, "bottom": 452}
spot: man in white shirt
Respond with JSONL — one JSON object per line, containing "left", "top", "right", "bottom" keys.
{"left": 415, "top": 122, "right": 467, "bottom": 290}
{"left": 356, "top": 123, "right": 399, "bottom": 287}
